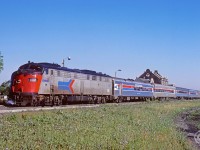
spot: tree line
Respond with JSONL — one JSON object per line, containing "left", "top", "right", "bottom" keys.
{"left": 0, "top": 52, "right": 8, "bottom": 95}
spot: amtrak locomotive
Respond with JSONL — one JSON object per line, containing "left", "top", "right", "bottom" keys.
{"left": 10, "top": 62, "right": 200, "bottom": 106}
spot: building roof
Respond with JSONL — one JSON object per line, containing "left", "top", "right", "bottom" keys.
{"left": 137, "top": 69, "right": 168, "bottom": 85}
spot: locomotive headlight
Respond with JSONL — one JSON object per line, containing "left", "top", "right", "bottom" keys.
{"left": 29, "top": 78, "right": 37, "bottom": 82}
{"left": 16, "top": 79, "right": 21, "bottom": 83}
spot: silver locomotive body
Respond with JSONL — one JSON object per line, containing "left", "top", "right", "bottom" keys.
{"left": 37, "top": 64, "right": 113, "bottom": 104}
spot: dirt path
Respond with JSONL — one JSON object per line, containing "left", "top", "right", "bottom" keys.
{"left": 175, "top": 108, "right": 200, "bottom": 150}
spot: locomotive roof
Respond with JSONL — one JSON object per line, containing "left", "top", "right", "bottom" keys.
{"left": 21, "top": 62, "right": 111, "bottom": 77}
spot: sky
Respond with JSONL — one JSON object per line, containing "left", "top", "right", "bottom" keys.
{"left": 0, "top": 0, "right": 200, "bottom": 89}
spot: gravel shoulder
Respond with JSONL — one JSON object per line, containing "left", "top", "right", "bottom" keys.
{"left": 0, "top": 104, "right": 100, "bottom": 115}
{"left": 0, "top": 101, "right": 144, "bottom": 115}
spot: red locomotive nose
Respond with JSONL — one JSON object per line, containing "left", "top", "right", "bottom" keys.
{"left": 11, "top": 63, "right": 43, "bottom": 96}
{"left": 12, "top": 73, "right": 42, "bottom": 95}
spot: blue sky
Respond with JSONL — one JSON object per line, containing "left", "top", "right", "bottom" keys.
{"left": 0, "top": 0, "right": 200, "bottom": 89}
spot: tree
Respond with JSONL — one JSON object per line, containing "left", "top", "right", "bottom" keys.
{"left": 0, "top": 80, "right": 11, "bottom": 95}
{"left": 0, "top": 51, "right": 3, "bottom": 73}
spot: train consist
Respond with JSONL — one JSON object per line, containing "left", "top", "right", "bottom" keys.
{"left": 10, "top": 62, "right": 200, "bottom": 106}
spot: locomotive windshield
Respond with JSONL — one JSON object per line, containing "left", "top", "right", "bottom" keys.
{"left": 19, "top": 64, "right": 43, "bottom": 73}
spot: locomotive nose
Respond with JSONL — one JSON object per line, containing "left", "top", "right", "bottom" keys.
{"left": 11, "top": 73, "right": 42, "bottom": 94}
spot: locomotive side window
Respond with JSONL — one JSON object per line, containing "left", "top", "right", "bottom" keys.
{"left": 92, "top": 75, "right": 96, "bottom": 80}
{"left": 51, "top": 70, "right": 53, "bottom": 75}
{"left": 45, "top": 69, "right": 48, "bottom": 75}
{"left": 87, "top": 75, "right": 90, "bottom": 80}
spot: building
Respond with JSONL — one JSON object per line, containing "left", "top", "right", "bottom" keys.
{"left": 136, "top": 69, "right": 169, "bottom": 85}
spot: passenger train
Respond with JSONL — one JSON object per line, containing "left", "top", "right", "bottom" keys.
{"left": 10, "top": 62, "right": 200, "bottom": 106}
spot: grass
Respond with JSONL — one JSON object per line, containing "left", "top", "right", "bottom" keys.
{"left": 1, "top": 100, "right": 200, "bottom": 150}
{"left": 187, "top": 108, "right": 200, "bottom": 130}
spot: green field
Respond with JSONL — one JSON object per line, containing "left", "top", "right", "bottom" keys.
{"left": 1, "top": 100, "right": 200, "bottom": 150}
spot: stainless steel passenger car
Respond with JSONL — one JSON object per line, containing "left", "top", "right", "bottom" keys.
{"left": 153, "top": 84, "right": 176, "bottom": 99}
{"left": 113, "top": 78, "right": 153, "bottom": 102}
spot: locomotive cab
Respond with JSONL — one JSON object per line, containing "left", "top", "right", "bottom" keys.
{"left": 11, "top": 63, "right": 43, "bottom": 106}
